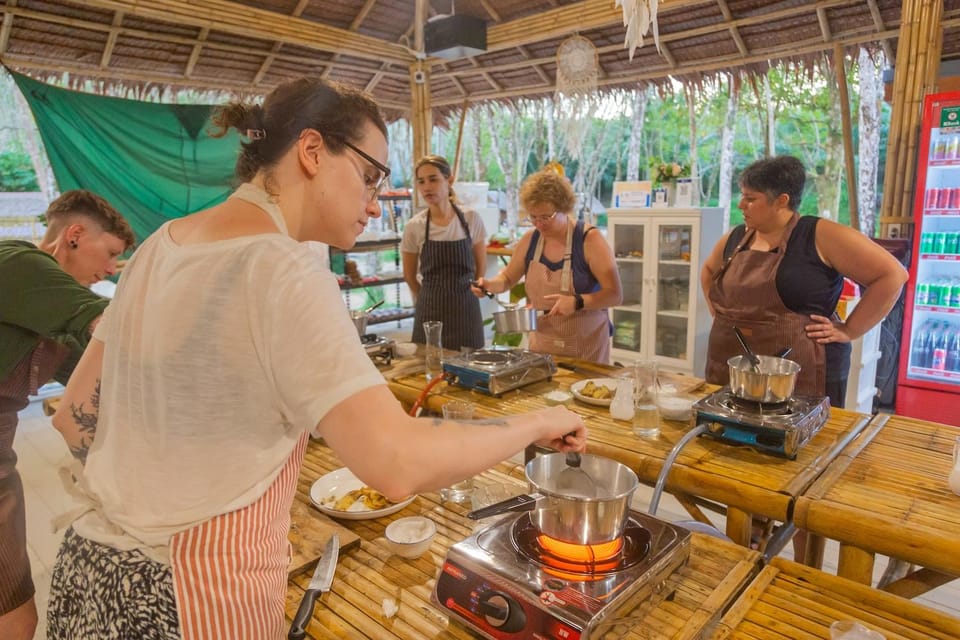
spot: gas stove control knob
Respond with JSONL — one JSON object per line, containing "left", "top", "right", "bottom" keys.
{"left": 478, "top": 591, "right": 525, "bottom": 632}
{"left": 708, "top": 421, "right": 724, "bottom": 434}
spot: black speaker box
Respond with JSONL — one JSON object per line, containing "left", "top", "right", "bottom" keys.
{"left": 424, "top": 15, "right": 487, "bottom": 59}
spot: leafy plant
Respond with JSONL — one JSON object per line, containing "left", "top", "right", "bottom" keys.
{"left": 648, "top": 158, "right": 691, "bottom": 186}
{"left": 0, "top": 152, "right": 40, "bottom": 191}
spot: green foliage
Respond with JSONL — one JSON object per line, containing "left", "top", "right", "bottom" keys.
{"left": 0, "top": 152, "right": 40, "bottom": 191}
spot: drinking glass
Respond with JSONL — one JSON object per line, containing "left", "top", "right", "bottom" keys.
{"left": 633, "top": 360, "right": 660, "bottom": 438}
{"left": 440, "top": 400, "right": 476, "bottom": 503}
{"left": 423, "top": 320, "right": 444, "bottom": 381}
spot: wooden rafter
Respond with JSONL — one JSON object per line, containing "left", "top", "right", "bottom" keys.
{"left": 865, "top": 0, "right": 895, "bottom": 61}
{"left": 817, "top": 7, "right": 831, "bottom": 42}
{"left": 715, "top": 0, "right": 749, "bottom": 56}
{"left": 0, "top": 0, "right": 16, "bottom": 55}
{"left": 78, "top": 0, "right": 413, "bottom": 65}
{"left": 253, "top": 0, "right": 311, "bottom": 86}
{"left": 100, "top": 11, "right": 124, "bottom": 69}
{"left": 185, "top": 27, "right": 209, "bottom": 78}
{"left": 431, "top": 24, "right": 903, "bottom": 107}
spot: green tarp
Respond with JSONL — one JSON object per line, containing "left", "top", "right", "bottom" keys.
{"left": 12, "top": 71, "right": 240, "bottom": 242}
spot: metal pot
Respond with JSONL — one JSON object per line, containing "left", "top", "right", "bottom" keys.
{"left": 727, "top": 354, "right": 801, "bottom": 403}
{"left": 467, "top": 452, "right": 638, "bottom": 544}
{"left": 491, "top": 306, "right": 541, "bottom": 333}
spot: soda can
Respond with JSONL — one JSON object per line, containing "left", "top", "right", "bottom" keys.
{"left": 937, "top": 188, "right": 950, "bottom": 209}
{"left": 946, "top": 232, "right": 960, "bottom": 255}
{"left": 920, "top": 232, "right": 933, "bottom": 254}
{"left": 926, "top": 188, "right": 940, "bottom": 209}
{"left": 952, "top": 283, "right": 960, "bottom": 308}
{"left": 933, "top": 231, "right": 947, "bottom": 254}
{"left": 951, "top": 188, "right": 960, "bottom": 210}
{"left": 917, "top": 282, "right": 929, "bottom": 305}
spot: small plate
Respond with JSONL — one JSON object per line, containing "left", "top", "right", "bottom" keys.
{"left": 310, "top": 467, "right": 415, "bottom": 520}
{"left": 570, "top": 378, "right": 619, "bottom": 407}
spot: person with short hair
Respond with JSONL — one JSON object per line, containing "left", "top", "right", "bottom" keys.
{"left": 701, "top": 155, "right": 907, "bottom": 405}
{"left": 0, "top": 189, "right": 134, "bottom": 640}
{"left": 49, "top": 77, "right": 587, "bottom": 639}
{"left": 402, "top": 154, "right": 486, "bottom": 350}
{"left": 472, "top": 167, "right": 622, "bottom": 363}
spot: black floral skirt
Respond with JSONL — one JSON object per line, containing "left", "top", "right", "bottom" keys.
{"left": 47, "top": 527, "right": 180, "bottom": 639}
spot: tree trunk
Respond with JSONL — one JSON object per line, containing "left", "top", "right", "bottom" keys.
{"left": 546, "top": 100, "right": 556, "bottom": 162}
{"left": 810, "top": 63, "right": 845, "bottom": 221}
{"left": 764, "top": 74, "right": 775, "bottom": 156}
{"left": 718, "top": 74, "right": 739, "bottom": 231}
{"left": 685, "top": 85, "right": 699, "bottom": 184}
{"left": 857, "top": 47, "right": 883, "bottom": 237}
{"left": 626, "top": 86, "right": 648, "bottom": 181}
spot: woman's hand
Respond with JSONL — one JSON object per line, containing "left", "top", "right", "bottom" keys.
{"left": 805, "top": 314, "right": 853, "bottom": 344}
{"left": 470, "top": 277, "right": 491, "bottom": 298}
{"left": 543, "top": 293, "right": 577, "bottom": 316}
{"left": 532, "top": 406, "right": 587, "bottom": 452}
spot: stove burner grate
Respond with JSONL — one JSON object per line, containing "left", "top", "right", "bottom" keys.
{"left": 360, "top": 333, "right": 382, "bottom": 345}
{"left": 466, "top": 349, "right": 520, "bottom": 366}
{"left": 511, "top": 515, "right": 650, "bottom": 579}
{"left": 721, "top": 395, "right": 793, "bottom": 416}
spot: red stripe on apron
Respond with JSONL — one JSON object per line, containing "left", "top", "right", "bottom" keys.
{"left": 170, "top": 431, "right": 309, "bottom": 639}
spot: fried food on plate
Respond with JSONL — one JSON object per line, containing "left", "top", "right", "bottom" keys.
{"left": 322, "top": 486, "right": 391, "bottom": 511}
{"left": 580, "top": 381, "right": 613, "bottom": 399}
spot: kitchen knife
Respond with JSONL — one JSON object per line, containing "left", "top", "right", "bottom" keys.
{"left": 288, "top": 533, "right": 340, "bottom": 640}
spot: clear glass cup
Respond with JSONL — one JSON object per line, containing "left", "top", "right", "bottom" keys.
{"left": 423, "top": 320, "right": 444, "bottom": 381}
{"left": 633, "top": 359, "right": 660, "bottom": 438}
{"left": 440, "top": 400, "right": 476, "bottom": 503}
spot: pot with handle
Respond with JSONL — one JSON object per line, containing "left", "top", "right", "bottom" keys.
{"left": 467, "top": 452, "right": 638, "bottom": 545}
{"left": 727, "top": 354, "right": 801, "bottom": 403}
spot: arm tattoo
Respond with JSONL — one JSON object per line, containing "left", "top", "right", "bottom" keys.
{"left": 68, "top": 379, "right": 100, "bottom": 464}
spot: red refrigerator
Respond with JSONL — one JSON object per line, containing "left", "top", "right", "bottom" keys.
{"left": 896, "top": 91, "right": 960, "bottom": 426}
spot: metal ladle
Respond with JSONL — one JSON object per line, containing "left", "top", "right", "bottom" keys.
{"left": 556, "top": 435, "right": 597, "bottom": 498}
{"left": 733, "top": 326, "right": 762, "bottom": 373}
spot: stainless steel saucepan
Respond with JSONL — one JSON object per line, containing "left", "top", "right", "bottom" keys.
{"left": 727, "top": 354, "right": 801, "bottom": 403}
{"left": 467, "top": 452, "right": 638, "bottom": 545}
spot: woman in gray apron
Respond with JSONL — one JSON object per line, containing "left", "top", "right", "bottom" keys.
{"left": 402, "top": 155, "right": 486, "bottom": 350}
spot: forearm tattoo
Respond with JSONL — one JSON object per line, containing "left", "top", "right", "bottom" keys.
{"left": 68, "top": 379, "right": 100, "bottom": 464}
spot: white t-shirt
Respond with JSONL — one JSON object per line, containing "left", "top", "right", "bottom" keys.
{"left": 400, "top": 207, "right": 486, "bottom": 255}
{"left": 73, "top": 215, "right": 384, "bottom": 558}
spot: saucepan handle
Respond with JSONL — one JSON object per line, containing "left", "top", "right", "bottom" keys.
{"left": 469, "top": 280, "right": 495, "bottom": 299}
{"left": 467, "top": 492, "right": 544, "bottom": 520}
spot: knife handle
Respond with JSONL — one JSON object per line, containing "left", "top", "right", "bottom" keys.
{"left": 288, "top": 589, "right": 319, "bottom": 640}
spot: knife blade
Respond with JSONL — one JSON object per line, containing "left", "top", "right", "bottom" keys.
{"left": 288, "top": 533, "right": 340, "bottom": 640}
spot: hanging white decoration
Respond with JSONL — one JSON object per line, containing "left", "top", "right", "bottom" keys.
{"left": 615, "top": 0, "right": 661, "bottom": 59}
{"left": 555, "top": 35, "right": 599, "bottom": 159}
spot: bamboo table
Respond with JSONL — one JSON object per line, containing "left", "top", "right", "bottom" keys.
{"left": 793, "top": 414, "right": 960, "bottom": 597}
{"left": 708, "top": 556, "right": 960, "bottom": 639}
{"left": 384, "top": 355, "right": 871, "bottom": 548}
{"left": 287, "top": 439, "right": 763, "bottom": 639}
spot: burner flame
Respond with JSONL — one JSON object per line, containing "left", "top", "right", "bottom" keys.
{"left": 537, "top": 535, "right": 623, "bottom": 565}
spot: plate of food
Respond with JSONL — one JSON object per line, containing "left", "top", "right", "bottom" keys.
{"left": 570, "top": 378, "right": 619, "bottom": 407}
{"left": 310, "top": 467, "right": 415, "bottom": 520}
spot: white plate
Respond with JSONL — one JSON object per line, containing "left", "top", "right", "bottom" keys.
{"left": 570, "top": 378, "right": 619, "bottom": 407}
{"left": 310, "top": 467, "right": 416, "bottom": 520}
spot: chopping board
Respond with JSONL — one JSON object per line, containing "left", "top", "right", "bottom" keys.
{"left": 288, "top": 498, "right": 360, "bottom": 576}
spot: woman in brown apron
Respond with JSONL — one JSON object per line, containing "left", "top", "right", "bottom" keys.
{"left": 472, "top": 168, "right": 621, "bottom": 363}
{"left": 701, "top": 155, "right": 907, "bottom": 557}
{"left": 702, "top": 155, "right": 907, "bottom": 407}
{"left": 0, "top": 191, "right": 133, "bottom": 640}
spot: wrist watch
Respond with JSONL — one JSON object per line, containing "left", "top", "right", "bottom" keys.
{"left": 573, "top": 293, "right": 585, "bottom": 310}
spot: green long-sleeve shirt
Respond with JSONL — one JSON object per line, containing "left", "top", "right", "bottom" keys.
{"left": 0, "top": 240, "right": 108, "bottom": 383}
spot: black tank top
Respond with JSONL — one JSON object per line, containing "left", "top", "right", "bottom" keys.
{"left": 724, "top": 216, "right": 852, "bottom": 382}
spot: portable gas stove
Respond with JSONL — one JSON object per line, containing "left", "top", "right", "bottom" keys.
{"left": 442, "top": 348, "right": 557, "bottom": 396}
{"left": 433, "top": 510, "right": 691, "bottom": 639}
{"left": 360, "top": 333, "right": 396, "bottom": 366}
{"left": 692, "top": 388, "right": 830, "bottom": 459}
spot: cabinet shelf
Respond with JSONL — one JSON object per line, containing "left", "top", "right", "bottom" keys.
{"left": 656, "top": 310, "right": 690, "bottom": 318}
{"left": 658, "top": 259, "right": 693, "bottom": 266}
{"left": 615, "top": 256, "right": 645, "bottom": 263}
{"left": 367, "top": 308, "right": 416, "bottom": 325}
{"left": 334, "top": 238, "right": 401, "bottom": 252}
{"left": 339, "top": 275, "right": 406, "bottom": 291}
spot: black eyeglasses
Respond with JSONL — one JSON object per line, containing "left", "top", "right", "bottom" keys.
{"left": 341, "top": 139, "right": 391, "bottom": 198}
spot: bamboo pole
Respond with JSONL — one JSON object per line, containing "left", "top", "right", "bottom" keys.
{"left": 833, "top": 44, "right": 859, "bottom": 232}
{"left": 451, "top": 100, "right": 470, "bottom": 182}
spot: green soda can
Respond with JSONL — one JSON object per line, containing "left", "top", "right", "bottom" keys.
{"left": 917, "top": 282, "right": 930, "bottom": 305}
{"left": 921, "top": 232, "right": 933, "bottom": 254}
{"left": 933, "top": 232, "right": 947, "bottom": 254}
{"left": 952, "top": 282, "right": 960, "bottom": 308}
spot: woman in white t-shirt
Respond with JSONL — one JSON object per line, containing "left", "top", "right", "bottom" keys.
{"left": 48, "top": 78, "right": 587, "bottom": 640}
{"left": 402, "top": 155, "right": 486, "bottom": 350}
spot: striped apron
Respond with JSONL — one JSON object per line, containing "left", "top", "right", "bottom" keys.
{"left": 410, "top": 205, "right": 485, "bottom": 350}
{"left": 169, "top": 431, "right": 309, "bottom": 640}
{"left": 526, "top": 220, "right": 611, "bottom": 364}
{"left": 0, "top": 339, "right": 68, "bottom": 614}
{"left": 705, "top": 213, "right": 826, "bottom": 396}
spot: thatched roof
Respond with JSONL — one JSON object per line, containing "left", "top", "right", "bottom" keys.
{"left": 2, "top": 0, "right": 959, "bottom": 118}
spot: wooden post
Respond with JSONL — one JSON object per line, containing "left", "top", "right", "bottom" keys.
{"left": 833, "top": 44, "right": 859, "bottom": 233}
{"left": 409, "top": 61, "right": 432, "bottom": 209}
{"left": 878, "top": 0, "right": 944, "bottom": 238}
{"left": 451, "top": 100, "right": 470, "bottom": 182}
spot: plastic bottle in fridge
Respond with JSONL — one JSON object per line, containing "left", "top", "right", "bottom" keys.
{"left": 931, "top": 323, "right": 950, "bottom": 371}
{"left": 911, "top": 321, "right": 931, "bottom": 369}
{"left": 947, "top": 329, "right": 960, "bottom": 373}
